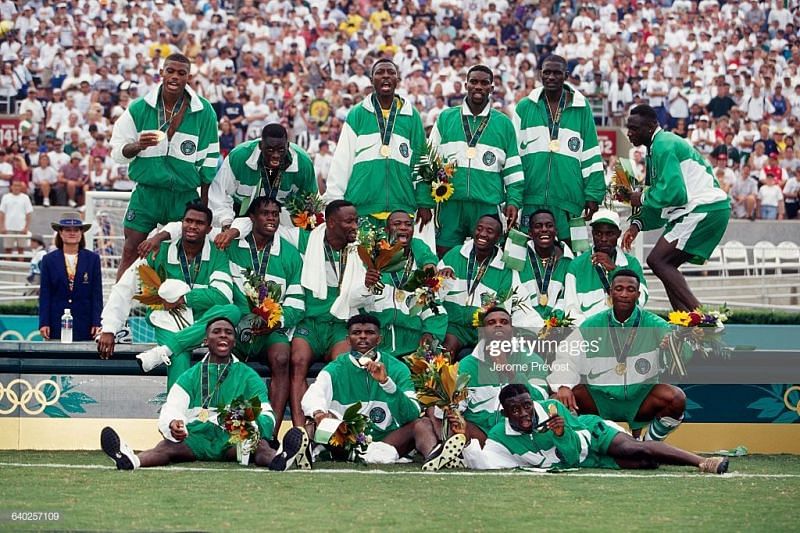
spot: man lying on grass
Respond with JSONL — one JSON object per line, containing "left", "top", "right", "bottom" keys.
{"left": 101, "top": 317, "right": 309, "bottom": 471}
{"left": 459, "top": 384, "right": 729, "bottom": 474}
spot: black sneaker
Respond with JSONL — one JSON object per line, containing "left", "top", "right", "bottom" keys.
{"left": 101, "top": 427, "right": 140, "bottom": 470}
{"left": 422, "top": 434, "right": 466, "bottom": 472}
{"left": 269, "top": 427, "right": 309, "bottom": 471}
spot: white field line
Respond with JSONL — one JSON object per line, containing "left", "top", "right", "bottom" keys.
{"left": 0, "top": 462, "right": 799, "bottom": 478}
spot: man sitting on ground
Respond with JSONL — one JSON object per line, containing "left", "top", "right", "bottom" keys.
{"left": 100, "top": 317, "right": 309, "bottom": 471}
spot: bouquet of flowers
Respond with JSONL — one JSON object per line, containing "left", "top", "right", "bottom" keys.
{"left": 216, "top": 395, "right": 262, "bottom": 465}
{"left": 284, "top": 190, "right": 325, "bottom": 230}
{"left": 538, "top": 312, "right": 576, "bottom": 340}
{"left": 415, "top": 141, "right": 457, "bottom": 204}
{"left": 242, "top": 270, "right": 283, "bottom": 333}
{"left": 404, "top": 341, "right": 469, "bottom": 439}
{"left": 608, "top": 157, "right": 639, "bottom": 205}
{"left": 356, "top": 218, "right": 406, "bottom": 294}
{"left": 401, "top": 266, "right": 445, "bottom": 316}
{"left": 133, "top": 264, "right": 191, "bottom": 329}
{"left": 327, "top": 402, "right": 373, "bottom": 462}
{"left": 470, "top": 288, "right": 529, "bottom": 327}
{"left": 664, "top": 305, "right": 731, "bottom": 375}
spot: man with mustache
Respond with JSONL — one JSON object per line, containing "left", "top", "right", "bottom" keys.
{"left": 428, "top": 65, "right": 524, "bottom": 257}
{"left": 110, "top": 53, "right": 219, "bottom": 280}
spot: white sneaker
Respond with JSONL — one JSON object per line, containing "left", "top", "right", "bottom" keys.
{"left": 422, "top": 434, "right": 467, "bottom": 472}
{"left": 136, "top": 345, "right": 173, "bottom": 373}
{"left": 101, "top": 427, "right": 140, "bottom": 470}
{"left": 68, "top": 199, "right": 77, "bottom": 207}
{"left": 43, "top": 198, "right": 50, "bottom": 207}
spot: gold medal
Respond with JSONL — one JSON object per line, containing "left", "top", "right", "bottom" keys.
{"left": 380, "top": 144, "right": 390, "bottom": 157}
{"left": 549, "top": 139, "right": 560, "bottom": 152}
{"left": 466, "top": 147, "right": 477, "bottom": 159}
{"left": 538, "top": 293, "right": 548, "bottom": 307}
{"left": 198, "top": 408, "right": 209, "bottom": 422}
{"left": 395, "top": 289, "right": 405, "bottom": 303}
{"left": 606, "top": 295, "right": 613, "bottom": 307}
{"left": 615, "top": 362, "right": 627, "bottom": 376}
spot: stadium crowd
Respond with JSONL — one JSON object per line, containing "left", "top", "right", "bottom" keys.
{"left": 0, "top": 0, "right": 799, "bottom": 220}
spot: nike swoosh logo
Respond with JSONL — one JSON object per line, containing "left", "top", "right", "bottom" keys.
{"left": 520, "top": 137, "right": 539, "bottom": 150}
{"left": 587, "top": 368, "right": 614, "bottom": 381}
{"left": 354, "top": 144, "right": 375, "bottom": 158}
{"left": 580, "top": 302, "right": 600, "bottom": 313}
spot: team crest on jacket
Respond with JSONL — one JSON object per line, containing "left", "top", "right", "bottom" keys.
{"left": 369, "top": 406, "right": 387, "bottom": 424}
{"left": 180, "top": 140, "right": 197, "bottom": 155}
{"left": 125, "top": 209, "right": 136, "bottom": 221}
{"left": 239, "top": 326, "right": 253, "bottom": 344}
{"left": 635, "top": 358, "right": 651, "bottom": 375}
{"left": 568, "top": 137, "right": 581, "bottom": 152}
{"left": 482, "top": 151, "right": 496, "bottom": 166}
{"left": 399, "top": 142, "right": 409, "bottom": 158}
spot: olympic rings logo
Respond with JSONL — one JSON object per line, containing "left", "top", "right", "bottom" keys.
{"left": 0, "top": 379, "right": 61, "bottom": 415}
{"left": 784, "top": 386, "right": 800, "bottom": 414}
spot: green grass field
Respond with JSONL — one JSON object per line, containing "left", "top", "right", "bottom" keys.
{"left": 1, "top": 452, "right": 799, "bottom": 532}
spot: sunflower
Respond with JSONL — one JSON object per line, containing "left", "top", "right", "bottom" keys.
{"left": 668, "top": 310, "right": 692, "bottom": 327}
{"left": 254, "top": 297, "right": 283, "bottom": 328}
{"left": 471, "top": 308, "right": 482, "bottom": 327}
{"left": 431, "top": 180, "right": 455, "bottom": 203}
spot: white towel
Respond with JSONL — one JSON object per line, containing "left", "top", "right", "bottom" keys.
{"left": 416, "top": 217, "right": 437, "bottom": 253}
{"left": 301, "top": 223, "right": 370, "bottom": 320}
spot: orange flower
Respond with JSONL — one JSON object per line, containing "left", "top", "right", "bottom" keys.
{"left": 444, "top": 163, "right": 456, "bottom": 177}
{"left": 292, "top": 212, "right": 310, "bottom": 229}
{"left": 432, "top": 354, "right": 448, "bottom": 371}
{"left": 254, "top": 298, "right": 283, "bottom": 328}
{"left": 379, "top": 239, "right": 392, "bottom": 251}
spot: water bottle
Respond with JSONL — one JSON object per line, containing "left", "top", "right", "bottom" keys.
{"left": 61, "top": 308, "right": 73, "bottom": 344}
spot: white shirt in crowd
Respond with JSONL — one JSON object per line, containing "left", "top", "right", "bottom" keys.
{"left": 0, "top": 191, "right": 33, "bottom": 231}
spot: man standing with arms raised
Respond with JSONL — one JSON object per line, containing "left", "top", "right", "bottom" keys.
{"left": 429, "top": 65, "right": 524, "bottom": 257}
{"left": 324, "top": 59, "right": 432, "bottom": 225}
{"left": 110, "top": 53, "right": 220, "bottom": 280}
{"left": 513, "top": 55, "right": 604, "bottom": 247}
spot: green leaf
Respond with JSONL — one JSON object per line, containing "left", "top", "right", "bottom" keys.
{"left": 344, "top": 402, "right": 363, "bottom": 422}
{"left": 43, "top": 405, "right": 69, "bottom": 418}
{"left": 773, "top": 411, "right": 799, "bottom": 424}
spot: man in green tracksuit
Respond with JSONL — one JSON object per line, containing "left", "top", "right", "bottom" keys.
{"left": 551, "top": 269, "right": 689, "bottom": 442}
{"left": 459, "top": 384, "right": 729, "bottom": 474}
{"left": 302, "top": 314, "right": 466, "bottom": 470}
{"left": 101, "top": 317, "right": 310, "bottom": 471}
{"left": 110, "top": 53, "right": 220, "bottom": 279}
{"left": 445, "top": 307, "right": 548, "bottom": 445}
{"left": 133, "top": 196, "right": 305, "bottom": 435}
{"left": 210, "top": 123, "right": 317, "bottom": 236}
{"left": 429, "top": 65, "right": 524, "bottom": 256}
{"left": 563, "top": 209, "right": 647, "bottom": 326}
{"left": 324, "top": 59, "right": 433, "bottom": 225}
{"left": 511, "top": 209, "right": 574, "bottom": 328}
{"left": 361, "top": 210, "right": 445, "bottom": 357}
{"left": 438, "top": 214, "right": 513, "bottom": 355}
{"left": 623, "top": 104, "right": 731, "bottom": 311}
{"left": 512, "top": 55, "right": 605, "bottom": 244}
{"left": 98, "top": 203, "right": 234, "bottom": 390}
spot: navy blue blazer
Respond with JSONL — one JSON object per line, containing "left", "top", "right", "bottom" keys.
{"left": 38, "top": 248, "right": 103, "bottom": 341}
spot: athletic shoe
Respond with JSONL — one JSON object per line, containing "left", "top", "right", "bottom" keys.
{"left": 136, "top": 346, "right": 172, "bottom": 372}
{"left": 444, "top": 455, "right": 465, "bottom": 469}
{"left": 295, "top": 437, "right": 313, "bottom": 470}
{"left": 101, "top": 426, "right": 140, "bottom": 470}
{"left": 68, "top": 199, "right": 77, "bottom": 207}
{"left": 422, "top": 434, "right": 466, "bottom": 472}
{"left": 269, "top": 427, "right": 309, "bottom": 471}
{"left": 698, "top": 456, "right": 729, "bottom": 474}
{"left": 43, "top": 198, "right": 50, "bottom": 207}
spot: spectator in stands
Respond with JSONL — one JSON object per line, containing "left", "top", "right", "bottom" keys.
{"left": 38, "top": 211, "right": 102, "bottom": 341}
{"left": 730, "top": 170, "right": 759, "bottom": 221}
{"left": 689, "top": 115, "right": 715, "bottom": 155}
{"left": 783, "top": 172, "right": 800, "bottom": 220}
{"left": 707, "top": 82, "right": 736, "bottom": 119}
{"left": 760, "top": 152, "right": 786, "bottom": 187}
{"left": 0, "top": 148, "right": 12, "bottom": 197}
{"left": 32, "top": 154, "right": 56, "bottom": 207}
{"left": 0, "top": 179, "right": 32, "bottom": 258}
{"left": 758, "top": 174, "right": 785, "bottom": 220}
{"left": 26, "top": 234, "right": 46, "bottom": 286}
{"left": 56, "top": 153, "right": 87, "bottom": 208}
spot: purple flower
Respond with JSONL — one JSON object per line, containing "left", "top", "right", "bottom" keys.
{"left": 701, "top": 314, "right": 717, "bottom": 325}
{"left": 258, "top": 285, "right": 267, "bottom": 301}
{"left": 356, "top": 433, "right": 367, "bottom": 445}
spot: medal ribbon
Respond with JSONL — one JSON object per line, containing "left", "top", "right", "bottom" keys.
{"left": 324, "top": 241, "right": 347, "bottom": 288}
{"left": 390, "top": 252, "right": 415, "bottom": 288}
{"left": 246, "top": 234, "right": 271, "bottom": 278}
{"left": 372, "top": 93, "right": 399, "bottom": 149}
{"left": 200, "top": 360, "right": 232, "bottom": 410}
{"left": 594, "top": 263, "right": 612, "bottom": 297}
{"left": 466, "top": 247, "right": 494, "bottom": 298}
{"left": 157, "top": 89, "right": 186, "bottom": 133}
{"left": 545, "top": 89, "right": 567, "bottom": 142}
{"left": 528, "top": 248, "right": 555, "bottom": 303}
{"left": 461, "top": 109, "right": 491, "bottom": 149}
{"left": 607, "top": 310, "right": 641, "bottom": 364}
{"left": 177, "top": 242, "right": 201, "bottom": 287}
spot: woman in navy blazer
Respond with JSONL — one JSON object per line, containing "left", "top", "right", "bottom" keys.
{"left": 39, "top": 211, "right": 103, "bottom": 341}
